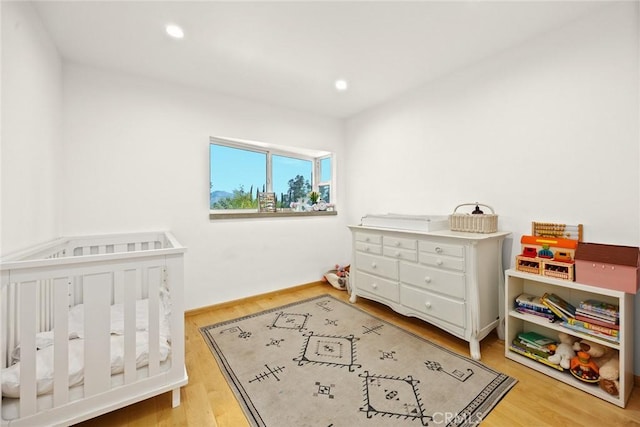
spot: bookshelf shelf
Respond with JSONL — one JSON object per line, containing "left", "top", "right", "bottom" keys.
{"left": 504, "top": 269, "right": 634, "bottom": 408}
{"left": 508, "top": 310, "right": 620, "bottom": 350}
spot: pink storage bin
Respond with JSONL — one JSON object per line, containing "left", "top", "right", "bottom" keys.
{"left": 574, "top": 242, "right": 640, "bottom": 294}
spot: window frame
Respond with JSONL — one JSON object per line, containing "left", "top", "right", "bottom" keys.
{"left": 209, "top": 136, "right": 336, "bottom": 218}
{"left": 317, "top": 155, "right": 332, "bottom": 204}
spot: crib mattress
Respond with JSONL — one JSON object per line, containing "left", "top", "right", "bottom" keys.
{"left": 2, "top": 298, "right": 171, "bottom": 398}
{"left": 1, "top": 360, "right": 173, "bottom": 421}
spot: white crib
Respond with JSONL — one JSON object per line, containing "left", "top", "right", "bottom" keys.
{"left": 0, "top": 231, "right": 187, "bottom": 426}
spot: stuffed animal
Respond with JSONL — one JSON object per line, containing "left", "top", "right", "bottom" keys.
{"left": 572, "top": 338, "right": 620, "bottom": 395}
{"left": 323, "top": 264, "right": 350, "bottom": 291}
{"left": 547, "top": 332, "right": 577, "bottom": 369}
{"left": 572, "top": 338, "right": 616, "bottom": 369}
{"left": 598, "top": 355, "right": 620, "bottom": 396}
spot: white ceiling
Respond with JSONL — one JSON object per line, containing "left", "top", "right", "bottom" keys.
{"left": 33, "top": 1, "right": 609, "bottom": 118}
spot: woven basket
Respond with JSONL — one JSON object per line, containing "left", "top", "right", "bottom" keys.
{"left": 449, "top": 203, "right": 498, "bottom": 233}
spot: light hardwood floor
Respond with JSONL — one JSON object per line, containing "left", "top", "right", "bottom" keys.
{"left": 78, "top": 282, "right": 640, "bottom": 426}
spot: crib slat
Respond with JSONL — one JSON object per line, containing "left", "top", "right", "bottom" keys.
{"left": 0, "top": 286, "right": 4, "bottom": 369}
{"left": 1, "top": 274, "right": 10, "bottom": 369}
{"left": 112, "top": 270, "right": 123, "bottom": 306}
{"left": 18, "top": 281, "right": 38, "bottom": 417}
{"left": 1, "top": 271, "right": 8, "bottom": 417}
{"left": 5, "top": 283, "right": 17, "bottom": 368}
{"left": 82, "top": 273, "right": 112, "bottom": 396}
{"left": 147, "top": 267, "right": 161, "bottom": 375}
{"left": 122, "top": 269, "right": 137, "bottom": 384}
{"left": 53, "top": 278, "right": 70, "bottom": 406}
{"left": 166, "top": 253, "right": 185, "bottom": 384}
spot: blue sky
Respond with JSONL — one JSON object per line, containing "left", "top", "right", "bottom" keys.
{"left": 210, "top": 145, "right": 313, "bottom": 198}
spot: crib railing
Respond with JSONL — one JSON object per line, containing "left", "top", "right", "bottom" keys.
{"left": 0, "top": 232, "right": 186, "bottom": 425}
{"left": 1, "top": 232, "right": 177, "bottom": 263}
{"left": 0, "top": 232, "right": 180, "bottom": 369}
{"left": 1, "top": 266, "right": 168, "bottom": 369}
{"left": 71, "top": 240, "right": 163, "bottom": 257}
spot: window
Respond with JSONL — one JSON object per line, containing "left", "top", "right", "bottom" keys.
{"left": 318, "top": 156, "right": 332, "bottom": 203}
{"left": 210, "top": 144, "right": 266, "bottom": 210}
{"left": 272, "top": 154, "right": 312, "bottom": 207}
{"left": 209, "top": 137, "right": 334, "bottom": 215}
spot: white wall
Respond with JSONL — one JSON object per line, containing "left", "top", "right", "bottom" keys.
{"left": 345, "top": 3, "right": 640, "bottom": 373}
{"left": 4, "top": 0, "right": 640, "bottom": 374}
{"left": 1, "top": 1, "right": 62, "bottom": 253}
{"left": 60, "top": 64, "right": 349, "bottom": 310}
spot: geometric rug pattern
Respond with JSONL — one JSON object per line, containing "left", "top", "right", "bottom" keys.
{"left": 200, "top": 295, "right": 517, "bottom": 426}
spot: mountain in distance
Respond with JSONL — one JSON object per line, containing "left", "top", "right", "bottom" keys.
{"left": 210, "top": 190, "right": 233, "bottom": 204}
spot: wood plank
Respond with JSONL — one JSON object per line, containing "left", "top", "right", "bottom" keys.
{"left": 75, "top": 282, "right": 640, "bottom": 426}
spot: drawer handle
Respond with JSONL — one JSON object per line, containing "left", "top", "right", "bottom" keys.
{"left": 371, "top": 262, "right": 377, "bottom": 269}
{"left": 365, "top": 237, "right": 370, "bottom": 242}
{"left": 435, "top": 247, "right": 443, "bottom": 253}
{"left": 424, "top": 276, "right": 431, "bottom": 283}
{"left": 395, "top": 241, "right": 401, "bottom": 247}
{"left": 436, "top": 259, "right": 443, "bottom": 266}
{"left": 372, "top": 283, "right": 378, "bottom": 289}
{"left": 365, "top": 247, "right": 370, "bottom": 252}
{"left": 424, "top": 302, "right": 432, "bottom": 309}
{"left": 395, "top": 251, "right": 401, "bottom": 257}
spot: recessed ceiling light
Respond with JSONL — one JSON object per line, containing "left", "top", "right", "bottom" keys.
{"left": 335, "top": 79, "right": 348, "bottom": 91}
{"left": 166, "top": 24, "right": 184, "bottom": 39}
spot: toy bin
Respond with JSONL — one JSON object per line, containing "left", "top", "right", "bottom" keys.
{"left": 542, "top": 259, "right": 575, "bottom": 281}
{"left": 575, "top": 242, "right": 640, "bottom": 294}
{"left": 516, "top": 255, "right": 542, "bottom": 275}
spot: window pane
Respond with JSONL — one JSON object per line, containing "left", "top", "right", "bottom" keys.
{"left": 319, "top": 184, "right": 330, "bottom": 203}
{"left": 210, "top": 144, "right": 266, "bottom": 209}
{"left": 320, "top": 157, "right": 331, "bottom": 182}
{"left": 272, "top": 154, "right": 312, "bottom": 208}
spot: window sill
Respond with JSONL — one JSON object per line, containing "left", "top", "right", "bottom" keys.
{"left": 210, "top": 210, "right": 337, "bottom": 220}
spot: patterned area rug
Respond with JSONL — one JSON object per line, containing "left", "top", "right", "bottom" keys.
{"left": 200, "top": 295, "right": 516, "bottom": 426}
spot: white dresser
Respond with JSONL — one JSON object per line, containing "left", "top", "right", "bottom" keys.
{"left": 348, "top": 225, "right": 510, "bottom": 360}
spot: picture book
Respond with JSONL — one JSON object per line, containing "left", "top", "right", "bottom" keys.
{"left": 574, "top": 313, "right": 619, "bottom": 329}
{"left": 561, "top": 322, "right": 620, "bottom": 343}
{"left": 579, "top": 299, "right": 619, "bottom": 318}
{"left": 540, "top": 299, "right": 568, "bottom": 321}
{"left": 542, "top": 293, "right": 576, "bottom": 319}
{"left": 564, "top": 318, "right": 619, "bottom": 337}
{"left": 515, "top": 306, "right": 556, "bottom": 322}
{"left": 575, "top": 309, "right": 618, "bottom": 325}
{"left": 509, "top": 344, "right": 564, "bottom": 371}
{"left": 515, "top": 293, "right": 548, "bottom": 311}
{"left": 517, "top": 331, "right": 556, "bottom": 349}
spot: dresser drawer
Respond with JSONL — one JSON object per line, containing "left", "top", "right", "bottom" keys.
{"left": 355, "top": 252, "right": 399, "bottom": 280}
{"left": 419, "top": 253, "right": 465, "bottom": 272}
{"left": 355, "top": 241, "right": 383, "bottom": 255}
{"left": 400, "top": 286, "right": 465, "bottom": 328}
{"left": 356, "top": 271, "right": 399, "bottom": 303}
{"left": 419, "top": 241, "right": 464, "bottom": 258}
{"left": 383, "top": 246, "right": 417, "bottom": 262}
{"left": 355, "top": 232, "right": 382, "bottom": 245}
{"left": 383, "top": 236, "right": 417, "bottom": 250}
{"left": 399, "top": 262, "right": 465, "bottom": 299}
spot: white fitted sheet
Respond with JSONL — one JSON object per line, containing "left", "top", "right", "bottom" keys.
{"left": 2, "top": 298, "right": 171, "bottom": 398}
